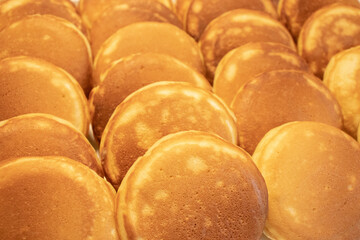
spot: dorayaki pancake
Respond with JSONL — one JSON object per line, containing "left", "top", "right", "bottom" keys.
{"left": 100, "top": 82, "right": 237, "bottom": 188}
{"left": 324, "top": 46, "right": 360, "bottom": 138}
{"left": 199, "top": 9, "right": 296, "bottom": 80}
{"left": 0, "top": 156, "right": 118, "bottom": 240}
{"left": 93, "top": 22, "right": 205, "bottom": 86}
{"left": 0, "top": 56, "right": 90, "bottom": 134}
{"left": 253, "top": 121, "right": 360, "bottom": 240}
{"left": 298, "top": 4, "right": 360, "bottom": 79}
{"left": 184, "top": 0, "right": 277, "bottom": 40}
{"left": 0, "top": 114, "right": 103, "bottom": 176}
{"left": 0, "top": 0, "right": 86, "bottom": 34}
{"left": 278, "top": 0, "right": 359, "bottom": 39}
{"left": 0, "top": 14, "right": 92, "bottom": 95}
{"left": 90, "top": 0, "right": 182, "bottom": 55}
{"left": 90, "top": 53, "right": 211, "bottom": 141}
{"left": 231, "top": 70, "right": 343, "bottom": 154}
{"left": 116, "top": 131, "right": 267, "bottom": 239}
{"left": 213, "top": 42, "right": 310, "bottom": 106}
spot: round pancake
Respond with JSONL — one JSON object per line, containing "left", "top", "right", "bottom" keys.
{"left": 90, "top": 53, "right": 211, "bottom": 141}
{"left": 0, "top": 56, "right": 90, "bottom": 134}
{"left": 116, "top": 131, "right": 267, "bottom": 239}
{"left": 231, "top": 70, "right": 343, "bottom": 154}
{"left": 253, "top": 121, "right": 360, "bottom": 240}
{"left": 278, "top": 0, "right": 359, "bottom": 39}
{"left": 199, "top": 9, "right": 295, "bottom": 81}
{"left": 213, "top": 42, "right": 310, "bottom": 106}
{"left": 0, "top": 14, "right": 92, "bottom": 95}
{"left": 93, "top": 22, "right": 205, "bottom": 86}
{"left": 298, "top": 4, "right": 360, "bottom": 79}
{"left": 0, "top": 113, "right": 103, "bottom": 176}
{"left": 0, "top": 156, "right": 118, "bottom": 240}
{"left": 324, "top": 46, "right": 360, "bottom": 138}
{"left": 90, "top": 0, "right": 182, "bottom": 55}
{"left": 185, "top": 0, "right": 277, "bottom": 40}
{"left": 100, "top": 82, "right": 237, "bottom": 188}
{"left": 0, "top": 0, "right": 86, "bottom": 34}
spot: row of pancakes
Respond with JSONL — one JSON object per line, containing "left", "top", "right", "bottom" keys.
{"left": 0, "top": 0, "right": 360, "bottom": 239}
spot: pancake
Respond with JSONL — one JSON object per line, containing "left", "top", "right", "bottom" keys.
{"left": 278, "top": 0, "right": 359, "bottom": 39}
{"left": 199, "top": 9, "right": 295, "bottom": 81}
{"left": 0, "top": 0, "right": 86, "bottom": 34}
{"left": 90, "top": 53, "right": 211, "bottom": 141}
{"left": 231, "top": 70, "right": 343, "bottom": 154}
{"left": 0, "top": 113, "right": 103, "bottom": 176}
{"left": 324, "top": 46, "right": 360, "bottom": 138}
{"left": 0, "top": 56, "right": 90, "bottom": 135}
{"left": 174, "top": 0, "right": 192, "bottom": 25}
{"left": 213, "top": 42, "right": 310, "bottom": 106}
{"left": 0, "top": 156, "right": 118, "bottom": 239}
{"left": 116, "top": 131, "right": 267, "bottom": 239}
{"left": 253, "top": 121, "right": 360, "bottom": 240}
{"left": 298, "top": 4, "right": 360, "bottom": 79}
{"left": 0, "top": 14, "right": 92, "bottom": 95}
{"left": 100, "top": 82, "right": 237, "bottom": 188}
{"left": 93, "top": 22, "right": 205, "bottom": 86}
{"left": 185, "top": 0, "right": 277, "bottom": 40}
{"left": 90, "top": 0, "right": 182, "bottom": 55}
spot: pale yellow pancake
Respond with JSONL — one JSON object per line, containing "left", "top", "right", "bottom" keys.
{"left": 117, "top": 131, "right": 267, "bottom": 239}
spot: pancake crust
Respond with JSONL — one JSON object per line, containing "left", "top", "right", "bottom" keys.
{"left": 93, "top": 22, "right": 205, "bottom": 86}
{"left": 100, "top": 82, "right": 237, "bottom": 188}
{"left": 0, "top": 56, "right": 90, "bottom": 134}
{"left": 253, "top": 121, "right": 360, "bottom": 240}
{"left": 0, "top": 156, "right": 118, "bottom": 239}
{"left": 298, "top": 4, "right": 360, "bottom": 79}
{"left": 199, "top": 9, "right": 295, "bottom": 81}
{"left": 231, "top": 70, "right": 343, "bottom": 154}
{"left": 0, "top": 113, "right": 103, "bottom": 176}
{"left": 117, "top": 131, "right": 267, "bottom": 239}
{"left": 213, "top": 42, "right": 310, "bottom": 106}
{"left": 0, "top": 14, "right": 92, "bottom": 95}
{"left": 90, "top": 53, "right": 211, "bottom": 141}
{"left": 324, "top": 46, "right": 360, "bottom": 138}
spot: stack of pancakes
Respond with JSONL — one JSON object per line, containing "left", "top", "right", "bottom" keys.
{"left": 1, "top": 0, "right": 360, "bottom": 239}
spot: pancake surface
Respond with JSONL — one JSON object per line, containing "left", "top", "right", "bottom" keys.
{"left": 100, "top": 82, "right": 237, "bottom": 187}
{"left": 253, "top": 121, "right": 360, "bottom": 240}
{"left": 117, "top": 131, "right": 267, "bottom": 239}
{"left": 298, "top": 4, "right": 360, "bottom": 79}
{"left": 0, "top": 14, "right": 92, "bottom": 95}
{"left": 324, "top": 46, "right": 360, "bottom": 138}
{"left": 199, "top": 9, "right": 295, "bottom": 80}
{"left": 90, "top": 53, "right": 211, "bottom": 141}
{"left": 214, "top": 42, "right": 310, "bottom": 106}
{"left": 0, "top": 156, "right": 118, "bottom": 240}
{"left": 231, "top": 70, "right": 343, "bottom": 154}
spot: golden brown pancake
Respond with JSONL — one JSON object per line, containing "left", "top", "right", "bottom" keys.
{"left": 199, "top": 9, "right": 296, "bottom": 81}
{"left": 324, "top": 46, "right": 360, "bottom": 138}
{"left": 0, "top": 0, "right": 86, "bottom": 34}
{"left": 213, "top": 42, "right": 310, "bottom": 106}
{"left": 278, "top": 0, "right": 359, "bottom": 39}
{"left": 0, "top": 14, "right": 92, "bottom": 95}
{"left": 253, "top": 121, "right": 360, "bottom": 240}
{"left": 0, "top": 56, "right": 90, "bottom": 134}
{"left": 116, "top": 131, "right": 267, "bottom": 239}
{"left": 90, "top": 0, "right": 182, "bottom": 55}
{"left": 231, "top": 70, "right": 343, "bottom": 154}
{"left": 0, "top": 156, "right": 118, "bottom": 240}
{"left": 100, "top": 82, "right": 237, "bottom": 188}
{"left": 90, "top": 53, "right": 211, "bottom": 141}
{"left": 174, "top": 0, "right": 192, "bottom": 25}
{"left": 93, "top": 22, "right": 205, "bottom": 86}
{"left": 185, "top": 0, "right": 277, "bottom": 40}
{"left": 298, "top": 4, "right": 360, "bottom": 79}
{"left": 0, "top": 113, "right": 103, "bottom": 176}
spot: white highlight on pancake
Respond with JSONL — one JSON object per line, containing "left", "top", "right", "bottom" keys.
{"left": 155, "top": 190, "right": 169, "bottom": 200}
{"left": 186, "top": 156, "right": 209, "bottom": 174}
